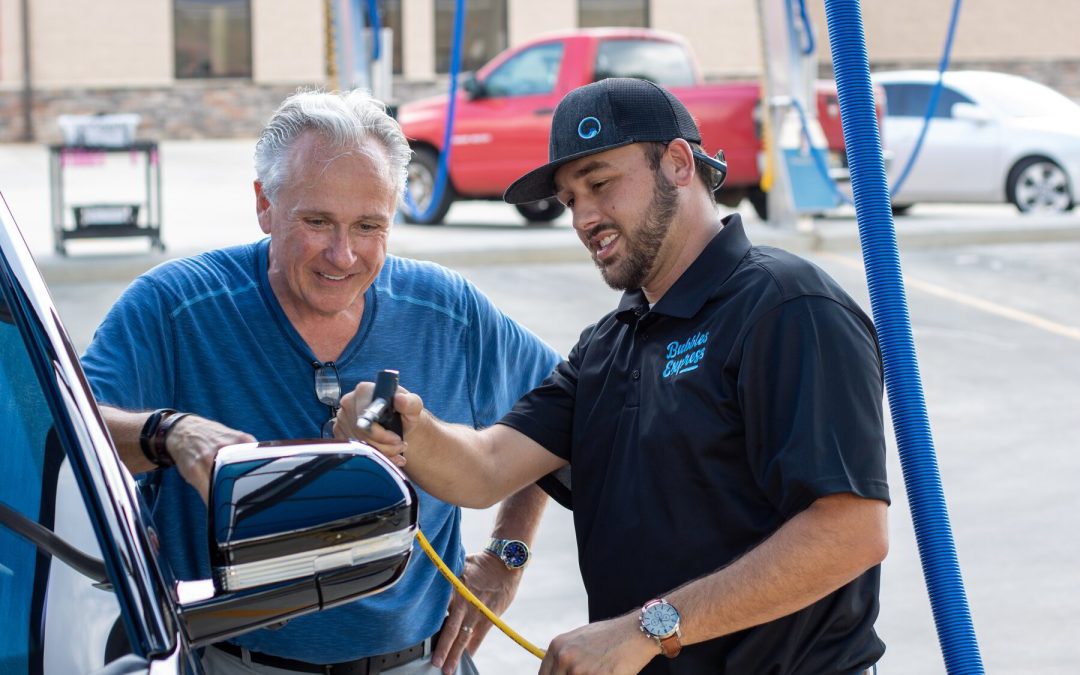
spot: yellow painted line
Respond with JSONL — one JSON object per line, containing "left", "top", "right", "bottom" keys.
{"left": 821, "top": 252, "right": 1080, "bottom": 343}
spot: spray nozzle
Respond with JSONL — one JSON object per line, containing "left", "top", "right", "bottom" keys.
{"left": 356, "top": 369, "right": 403, "bottom": 436}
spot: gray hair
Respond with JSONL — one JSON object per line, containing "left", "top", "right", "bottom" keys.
{"left": 254, "top": 89, "right": 411, "bottom": 204}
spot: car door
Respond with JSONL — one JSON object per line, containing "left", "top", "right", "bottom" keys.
{"left": 449, "top": 40, "right": 567, "bottom": 195}
{"left": 0, "top": 206, "right": 197, "bottom": 674}
{"left": 883, "top": 82, "right": 1003, "bottom": 202}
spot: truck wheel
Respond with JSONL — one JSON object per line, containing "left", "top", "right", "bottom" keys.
{"left": 748, "top": 187, "right": 768, "bottom": 221}
{"left": 515, "top": 198, "right": 566, "bottom": 224}
{"left": 403, "top": 147, "right": 454, "bottom": 225}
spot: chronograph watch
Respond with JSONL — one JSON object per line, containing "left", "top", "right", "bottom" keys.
{"left": 639, "top": 598, "right": 683, "bottom": 658}
{"left": 484, "top": 537, "right": 531, "bottom": 570}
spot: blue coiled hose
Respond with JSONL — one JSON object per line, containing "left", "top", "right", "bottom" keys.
{"left": 822, "top": 1, "right": 985, "bottom": 672}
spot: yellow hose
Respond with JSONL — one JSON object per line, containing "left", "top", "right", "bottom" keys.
{"left": 415, "top": 529, "right": 546, "bottom": 660}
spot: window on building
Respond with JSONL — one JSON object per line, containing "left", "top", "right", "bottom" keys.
{"left": 174, "top": 0, "right": 252, "bottom": 79}
{"left": 435, "top": 0, "right": 507, "bottom": 74}
{"left": 484, "top": 42, "right": 564, "bottom": 97}
{"left": 594, "top": 39, "right": 695, "bottom": 87}
{"left": 579, "top": 0, "right": 649, "bottom": 28}
{"left": 379, "top": 0, "right": 403, "bottom": 75}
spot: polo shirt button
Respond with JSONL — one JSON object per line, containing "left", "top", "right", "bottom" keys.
{"left": 632, "top": 369, "right": 640, "bottom": 380}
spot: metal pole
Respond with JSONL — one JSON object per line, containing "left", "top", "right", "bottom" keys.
{"left": 755, "top": 0, "right": 798, "bottom": 228}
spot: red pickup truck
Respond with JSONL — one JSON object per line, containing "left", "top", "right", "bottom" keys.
{"left": 396, "top": 28, "right": 855, "bottom": 224}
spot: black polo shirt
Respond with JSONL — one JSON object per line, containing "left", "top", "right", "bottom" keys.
{"left": 500, "top": 215, "right": 890, "bottom": 674}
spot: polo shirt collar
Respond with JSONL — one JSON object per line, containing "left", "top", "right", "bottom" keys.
{"left": 615, "top": 213, "right": 752, "bottom": 322}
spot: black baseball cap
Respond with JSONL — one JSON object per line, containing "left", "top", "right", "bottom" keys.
{"left": 503, "top": 77, "right": 727, "bottom": 204}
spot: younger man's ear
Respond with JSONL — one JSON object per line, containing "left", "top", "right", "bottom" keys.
{"left": 665, "top": 139, "right": 697, "bottom": 188}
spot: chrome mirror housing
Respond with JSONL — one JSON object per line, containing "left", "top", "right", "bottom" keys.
{"left": 178, "top": 440, "right": 417, "bottom": 645}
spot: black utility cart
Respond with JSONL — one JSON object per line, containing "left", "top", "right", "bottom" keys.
{"left": 48, "top": 139, "right": 164, "bottom": 256}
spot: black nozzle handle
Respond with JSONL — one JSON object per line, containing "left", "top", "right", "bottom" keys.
{"left": 356, "top": 369, "right": 403, "bottom": 436}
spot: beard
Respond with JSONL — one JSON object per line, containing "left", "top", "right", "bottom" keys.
{"left": 596, "top": 169, "right": 680, "bottom": 291}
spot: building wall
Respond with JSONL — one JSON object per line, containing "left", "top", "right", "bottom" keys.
{"left": 828, "top": 1, "right": 1080, "bottom": 63}
{"left": 402, "top": 0, "right": 435, "bottom": 82}
{"left": 3, "top": 0, "right": 1080, "bottom": 142}
{"left": 1, "top": 0, "right": 25, "bottom": 88}
{"left": 652, "top": 0, "right": 761, "bottom": 79}
{"left": 0, "top": 0, "right": 327, "bottom": 143}
{"left": 809, "top": 1, "right": 1080, "bottom": 99}
{"left": 507, "top": 0, "right": 575, "bottom": 46}
{"left": 253, "top": 0, "right": 325, "bottom": 84}
{"left": 31, "top": 0, "right": 172, "bottom": 88}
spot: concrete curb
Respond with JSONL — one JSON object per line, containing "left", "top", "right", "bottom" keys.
{"left": 811, "top": 222, "right": 1080, "bottom": 252}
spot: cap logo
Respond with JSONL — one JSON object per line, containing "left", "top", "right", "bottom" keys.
{"left": 577, "top": 117, "right": 601, "bottom": 140}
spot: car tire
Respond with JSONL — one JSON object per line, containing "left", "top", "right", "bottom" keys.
{"left": 515, "top": 199, "right": 566, "bottom": 224}
{"left": 891, "top": 203, "right": 914, "bottom": 216}
{"left": 748, "top": 187, "right": 768, "bottom": 221}
{"left": 403, "top": 147, "right": 455, "bottom": 225}
{"left": 1006, "top": 156, "right": 1075, "bottom": 214}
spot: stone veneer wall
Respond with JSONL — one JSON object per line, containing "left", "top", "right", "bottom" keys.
{"left": 4, "top": 59, "right": 1079, "bottom": 143}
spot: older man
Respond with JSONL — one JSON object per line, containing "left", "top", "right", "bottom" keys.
{"left": 339, "top": 78, "right": 890, "bottom": 674}
{"left": 82, "top": 89, "right": 560, "bottom": 674}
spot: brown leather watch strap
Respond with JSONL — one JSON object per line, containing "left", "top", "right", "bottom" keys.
{"left": 658, "top": 633, "right": 682, "bottom": 658}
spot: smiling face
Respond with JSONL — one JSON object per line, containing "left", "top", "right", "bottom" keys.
{"left": 256, "top": 131, "right": 398, "bottom": 328}
{"left": 554, "top": 143, "right": 681, "bottom": 294}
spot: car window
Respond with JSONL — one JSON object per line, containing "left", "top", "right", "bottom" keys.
{"left": 882, "top": 82, "right": 973, "bottom": 118}
{"left": 484, "top": 42, "right": 564, "bottom": 97}
{"left": 0, "top": 281, "right": 135, "bottom": 673}
{"left": 0, "top": 293, "right": 64, "bottom": 674}
{"left": 594, "top": 39, "right": 696, "bottom": 87}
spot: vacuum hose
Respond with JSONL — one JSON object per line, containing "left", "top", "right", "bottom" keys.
{"left": 822, "top": 1, "right": 985, "bottom": 672}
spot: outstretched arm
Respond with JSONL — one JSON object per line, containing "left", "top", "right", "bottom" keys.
{"left": 335, "top": 383, "right": 566, "bottom": 509}
{"left": 100, "top": 405, "right": 255, "bottom": 503}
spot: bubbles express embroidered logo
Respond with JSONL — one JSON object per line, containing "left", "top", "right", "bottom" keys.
{"left": 578, "top": 116, "right": 601, "bottom": 139}
{"left": 663, "top": 331, "right": 709, "bottom": 378}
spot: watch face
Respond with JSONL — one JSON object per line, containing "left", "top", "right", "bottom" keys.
{"left": 643, "top": 602, "right": 680, "bottom": 637}
{"left": 501, "top": 540, "right": 530, "bottom": 568}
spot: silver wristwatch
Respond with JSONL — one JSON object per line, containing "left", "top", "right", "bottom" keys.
{"left": 483, "top": 537, "right": 531, "bottom": 570}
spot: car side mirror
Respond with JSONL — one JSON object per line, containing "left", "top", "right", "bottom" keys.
{"left": 176, "top": 440, "right": 417, "bottom": 646}
{"left": 951, "top": 102, "right": 993, "bottom": 125}
{"left": 462, "top": 72, "right": 487, "bottom": 100}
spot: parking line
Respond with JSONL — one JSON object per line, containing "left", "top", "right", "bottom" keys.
{"left": 820, "top": 253, "right": 1080, "bottom": 343}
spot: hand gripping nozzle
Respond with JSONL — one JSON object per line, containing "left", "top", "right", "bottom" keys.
{"left": 356, "top": 369, "right": 404, "bottom": 436}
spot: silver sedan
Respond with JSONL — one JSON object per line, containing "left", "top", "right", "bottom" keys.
{"left": 874, "top": 70, "right": 1080, "bottom": 214}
